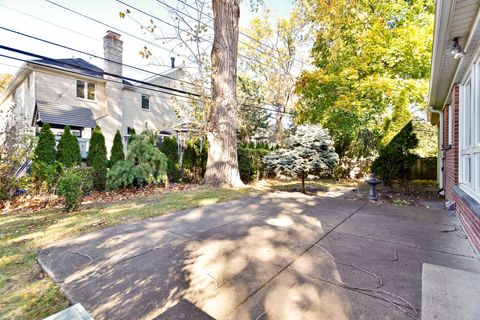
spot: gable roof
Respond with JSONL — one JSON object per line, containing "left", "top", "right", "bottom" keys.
{"left": 33, "top": 100, "right": 96, "bottom": 128}
{"left": 29, "top": 58, "right": 104, "bottom": 78}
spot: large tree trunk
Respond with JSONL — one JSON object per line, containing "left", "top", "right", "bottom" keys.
{"left": 204, "top": 0, "right": 244, "bottom": 187}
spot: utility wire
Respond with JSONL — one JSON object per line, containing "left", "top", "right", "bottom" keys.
{"left": 154, "top": 0, "right": 302, "bottom": 69}
{"left": 0, "top": 51, "right": 291, "bottom": 116}
{"left": 0, "top": 54, "right": 202, "bottom": 102}
{"left": 175, "top": 0, "right": 306, "bottom": 67}
{"left": 45, "top": 0, "right": 197, "bottom": 65}
{"left": 116, "top": 0, "right": 299, "bottom": 72}
{"left": 0, "top": 3, "right": 100, "bottom": 43}
{"left": 0, "top": 25, "right": 202, "bottom": 89}
{"left": 0, "top": 46, "right": 202, "bottom": 97}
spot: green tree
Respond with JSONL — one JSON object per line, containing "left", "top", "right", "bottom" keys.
{"left": 240, "top": 8, "right": 310, "bottom": 144}
{"left": 107, "top": 131, "right": 168, "bottom": 190}
{"left": 87, "top": 125, "right": 108, "bottom": 190}
{"left": 56, "top": 126, "right": 81, "bottom": 167}
{"left": 110, "top": 130, "right": 125, "bottom": 167}
{"left": 372, "top": 121, "right": 419, "bottom": 187}
{"left": 159, "top": 136, "right": 180, "bottom": 182}
{"left": 33, "top": 123, "right": 56, "bottom": 164}
{"left": 295, "top": 0, "right": 433, "bottom": 173}
{"left": 237, "top": 76, "right": 270, "bottom": 142}
{"left": 264, "top": 125, "right": 339, "bottom": 193}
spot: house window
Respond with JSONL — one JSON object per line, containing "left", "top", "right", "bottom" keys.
{"left": 141, "top": 94, "right": 150, "bottom": 110}
{"left": 76, "top": 80, "right": 96, "bottom": 100}
{"left": 448, "top": 105, "right": 453, "bottom": 145}
{"left": 459, "top": 66, "right": 480, "bottom": 199}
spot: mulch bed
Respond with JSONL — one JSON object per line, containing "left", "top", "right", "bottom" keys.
{"left": 0, "top": 183, "right": 197, "bottom": 214}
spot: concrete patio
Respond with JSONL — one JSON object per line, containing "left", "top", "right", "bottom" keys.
{"left": 38, "top": 192, "right": 480, "bottom": 319}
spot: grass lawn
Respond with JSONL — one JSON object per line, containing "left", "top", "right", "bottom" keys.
{"left": 0, "top": 180, "right": 352, "bottom": 320}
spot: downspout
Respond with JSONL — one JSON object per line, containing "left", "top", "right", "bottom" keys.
{"left": 429, "top": 108, "right": 444, "bottom": 192}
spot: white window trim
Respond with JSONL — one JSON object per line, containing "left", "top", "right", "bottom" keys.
{"left": 76, "top": 80, "right": 96, "bottom": 101}
{"left": 459, "top": 63, "right": 480, "bottom": 202}
{"left": 141, "top": 94, "right": 150, "bottom": 110}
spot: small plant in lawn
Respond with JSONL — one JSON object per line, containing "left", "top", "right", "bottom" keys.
{"left": 110, "top": 130, "right": 125, "bottom": 167}
{"left": 57, "top": 169, "right": 82, "bottom": 211}
{"left": 56, "top": 126, "right": 81, "bottom": 167}
{"left": 87, "top": 125, "right": 108, "bottom": 190}
{"left": 263, "top": 125, "right": 339, "bottom": 193}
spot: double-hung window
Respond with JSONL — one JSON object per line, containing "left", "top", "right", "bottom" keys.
{"left": 460, "top": 63, "right": 480, "bottom": 199}
{"left": 76, "top": 80, "right": 96, "bottom": 100}
{"left": 141, "top": 94, "right": 150, "bottom": 110}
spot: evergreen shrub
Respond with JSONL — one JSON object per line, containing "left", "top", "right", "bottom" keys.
{"left": 87, "top": 126, "right": 108, "bottom": 190}
{"left": 56, "top": 126, "right": 81, "bottom": 167}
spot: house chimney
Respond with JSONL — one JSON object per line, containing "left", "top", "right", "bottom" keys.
{"left": 170, "top": 57, "right": 175, "bottom": 69}
{"left": 103, "top": 30, "right": 123, "bottom": 79}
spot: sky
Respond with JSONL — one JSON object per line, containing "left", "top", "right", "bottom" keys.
{"left": 0, "top": 0, "right": 294, "bottom": 78}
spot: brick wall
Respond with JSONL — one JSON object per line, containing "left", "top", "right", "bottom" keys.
{"left": 443, "top": 85, "right": 480, "bottom": 255}
{"left": 444, "top": 85, "right": 459, "bottom": 202}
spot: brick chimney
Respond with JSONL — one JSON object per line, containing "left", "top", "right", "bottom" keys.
{"left": 103, "top": 30, "right": 123, "bottom": 78}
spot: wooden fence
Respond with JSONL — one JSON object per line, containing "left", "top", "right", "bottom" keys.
{"left": 410, "top": 157, "right": 437, "bottom": 180}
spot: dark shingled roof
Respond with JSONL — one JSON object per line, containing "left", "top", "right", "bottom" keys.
{"left": 35, "top": 101, "right": 96, "bottom": 128}
{"left": 29, "top": 58, "right": 104, "bottom": 78}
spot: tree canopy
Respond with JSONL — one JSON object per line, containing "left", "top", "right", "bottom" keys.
{"left": 295, "top": 0, "right": 433, "bottom": 163}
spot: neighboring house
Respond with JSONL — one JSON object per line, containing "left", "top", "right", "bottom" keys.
{"left": 0, "top": 30, "right": 192, "bottom": 159}
{"left": 428, "top": 0, "right": 480, "bottom": 254}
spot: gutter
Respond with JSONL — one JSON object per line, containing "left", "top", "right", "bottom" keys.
{"left": 429, "top": 108, "right": 444, "bottom": 191}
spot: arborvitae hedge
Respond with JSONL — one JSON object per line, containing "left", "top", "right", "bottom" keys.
{"left": 182, "top": 138, "right": 208, "bottom": 180}
{"left": 110, "top": 130, "right": 125, "bottom": 167}
{"left": 34, "top": 123, "right": 56, "bottom": 163}
{"left": 159, "top": 136, "right": 180, "bottom": 182}
{"left": 87, "top": 125, "right": 108, "bottom": 190}
{"left": 56, "top": 126, "right": 81, "bottom": 167}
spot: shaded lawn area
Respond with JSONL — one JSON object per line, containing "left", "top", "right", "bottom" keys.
{"left": 0, "top": 180, "right": 354, "bottom": 320}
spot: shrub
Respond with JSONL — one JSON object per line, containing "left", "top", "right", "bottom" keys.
{"left": 264, "top": 125, "right": 339, "bottom": 193}
{"left": 107, "top": 131, "right": 168, "bottom": 190}
{"left": 87, "top": 126, "right": 108, "bottom": 190}
{"left": 57, "top": 168, "right": 83, "bottom": 211}
{"left": 128, "top": 128, "right": 136, "bottom": 145}
{"left": 0, "top": 110, "right": 35, "bottom": 199}
{"left": 238, "top": 147, "right": 269, "bottom": 183}
{"left": 182, "top": 138, "right": 207, "bottom": 181}
{"left": 31, "top": 161, "right": 63, "bottom": 192}
{"left": 110, "top": 130, "right": 125, "bottom": 167}
{"left": 56, "top": 126, "right": 81, "bottom": 167}
{"left": 371, "top": 121, "right": 419, "bottom": 186}
{"left": 159, "top": 136, "right": 180, "bottom": 182}
{"left": 33, "top": 123, "right": 55, "bottom": 164}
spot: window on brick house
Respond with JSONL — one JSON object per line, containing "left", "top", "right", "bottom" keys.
{"left": 459, "top": 65, "right": 480, "bottom": 199}
{"left": 76, "top": 80, "right": 96, "bottom": 100}
{"left": 448, "top": 105, "right": 453, "bottom": 145}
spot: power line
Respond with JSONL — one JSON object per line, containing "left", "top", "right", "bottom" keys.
{"left": 0, "top": 25, "right": 202, "bottom": 89}
{"left": 0, "top": 3, "right": 100, "bottom": 43}
{"left": 175, "top": 0, "right": 306, "bottom": 67}
{"left": 0, "top": 46, "right": 202, "bottom": 97}
{"left": 45, "top": 0, "right": 198, "bottom": 66}
{"left": 116, "top": 0, "right": 300, "bottom": 72}
{"left": 154, "top": 0, "right": 303, "bottom": 69}
{"left": 0, "top": 48, "right": 292, "bottom": 116}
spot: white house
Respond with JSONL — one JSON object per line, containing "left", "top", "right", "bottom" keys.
{"left": 0, "top": 30, "right": 194, "bottom": 158}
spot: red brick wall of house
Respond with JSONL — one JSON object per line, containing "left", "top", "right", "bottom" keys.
{"left": 444, "top": 85, "right": 459, "bottom": 202}
{"left": 443, "top": 84, "right": 480, "bottom": 255}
